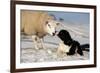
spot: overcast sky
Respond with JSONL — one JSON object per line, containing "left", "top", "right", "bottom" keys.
{"left": 47, "top": 11, "right": 90, "bottom": 25}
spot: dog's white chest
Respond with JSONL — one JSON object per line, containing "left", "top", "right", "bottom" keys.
{"left": 58, "top": 41, "right": 70, "bottom": 53}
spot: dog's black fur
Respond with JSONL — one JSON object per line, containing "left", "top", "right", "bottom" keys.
{"left": 57, "top": 29, "right": 89, "bottom": 56}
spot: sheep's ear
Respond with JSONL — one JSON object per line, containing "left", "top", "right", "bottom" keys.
{"left": 56, "top": 23, "right": 60, "bottom": 26}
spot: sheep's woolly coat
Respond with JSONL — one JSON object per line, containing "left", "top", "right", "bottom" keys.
{"left": 21, "top": 10, "right": 54, "bottom": 38}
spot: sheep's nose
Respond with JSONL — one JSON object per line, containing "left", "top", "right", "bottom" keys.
{"left": 53, "top": 32, "right": 55, "bottom": 36}
{"left": 53, "top": 31, "right": 58, "bottom": 36}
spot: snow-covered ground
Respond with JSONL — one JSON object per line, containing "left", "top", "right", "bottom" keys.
{"left": 20, "top": 22, "right": 90, "bottom": 63}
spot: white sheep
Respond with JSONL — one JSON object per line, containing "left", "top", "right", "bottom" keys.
{"left": 21, "top": 10, "right": 59, "bottom": 50}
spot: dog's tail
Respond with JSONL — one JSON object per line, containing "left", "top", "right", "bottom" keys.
{"left": 80, "top": 44, "right": 90, "bottom": 52}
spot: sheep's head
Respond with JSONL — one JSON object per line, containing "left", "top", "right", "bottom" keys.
{"left": 45, "top": 20, "right": 60, "bottom": 36}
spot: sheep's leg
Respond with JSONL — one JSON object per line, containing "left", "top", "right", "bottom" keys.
{"left": 40, "top": 38, "right": 52, "bottom": 54}
{"left": 32, "top": 35, "right": 39, "bottom": 50}
{"left": 40, "top": 38, "right": 46, "bottom": 49}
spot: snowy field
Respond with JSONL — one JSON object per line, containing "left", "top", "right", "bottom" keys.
{"left": 20, "top": 22, "right": 90, "bottom": 63}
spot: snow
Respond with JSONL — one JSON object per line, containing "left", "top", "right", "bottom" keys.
{"left": 20, "top": 22, "right": 90, "bottom": 63}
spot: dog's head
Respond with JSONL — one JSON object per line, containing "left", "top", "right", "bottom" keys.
{"left": 45, "top": 20, "right": 60, "bottom": 36}
{"left": 57, "top": 30, "right": 72, "bottom": 43}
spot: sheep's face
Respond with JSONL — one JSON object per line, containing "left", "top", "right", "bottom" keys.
{"left": 45, "top": 20, "right": 59, "bottom": 36}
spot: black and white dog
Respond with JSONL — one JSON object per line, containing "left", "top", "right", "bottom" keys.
{"left": 57, "top": 29, "right": 89, "bottom": 56}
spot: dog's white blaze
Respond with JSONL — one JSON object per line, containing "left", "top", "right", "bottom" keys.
{"left": 58, "top": 41, "right": 70, "bottom": 53}
{"left": 64, "top": 45, "right": 70, "bottom": 52}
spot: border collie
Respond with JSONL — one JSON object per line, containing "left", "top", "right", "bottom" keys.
{"left": 57, "top": 29, "right": 89, "bottom": 56}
